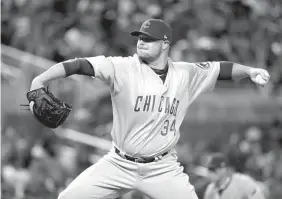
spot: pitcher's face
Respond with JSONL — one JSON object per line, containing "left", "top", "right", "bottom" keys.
{"left": 137, "top": 34, "right": 163, "bottom": 62}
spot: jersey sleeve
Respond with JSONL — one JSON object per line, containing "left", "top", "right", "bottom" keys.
{"left": 85, "top": 56, "right": 130, "bottom": 93}
{"left": 187, "top": 61, "right": 220, "bottom": 103}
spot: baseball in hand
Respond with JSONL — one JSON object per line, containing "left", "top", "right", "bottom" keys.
{"left": 255, "top": 74, "right": 267, "bottom": 85}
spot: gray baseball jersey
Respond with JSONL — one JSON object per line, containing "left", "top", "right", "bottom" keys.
{"left": 86, "top": 54, "right": 220, "bottom": 157}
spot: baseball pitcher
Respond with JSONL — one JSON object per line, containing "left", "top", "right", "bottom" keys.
{"left": 27, "top": 19, "right": 270, "bottom": 199}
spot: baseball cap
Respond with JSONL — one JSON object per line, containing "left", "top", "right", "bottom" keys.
{"left": 130, "top": 19, "right": 172, "bottom": 43}
{"left": 206, "top": 153, "right": 227, "bottom": 171}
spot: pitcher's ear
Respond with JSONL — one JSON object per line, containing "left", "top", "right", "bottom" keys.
{"left": 162, "top": 40, "right": 170, "bottom": 50}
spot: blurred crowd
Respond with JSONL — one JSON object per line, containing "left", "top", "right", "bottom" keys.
{"left": 1, "top": 0, "right": 282, "bottom": 93}
{"left": 1, "top": 0, "right": 282, "bottom": 199}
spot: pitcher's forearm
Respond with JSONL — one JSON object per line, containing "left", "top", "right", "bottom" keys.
{"left": 30, "top": 58, "right": 94, "bottom": 91}
{"left": 231, "top": 63, "right": 251, "bottom": 79}
{"left": 30, "top": 62, "right": 66, "bottom": 90}
{"left": 219, "top": 61, "right": 251, "bottom": 80}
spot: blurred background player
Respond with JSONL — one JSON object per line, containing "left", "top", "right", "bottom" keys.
{"left": 204, "top": 153, "right": 267, "bottom": 199}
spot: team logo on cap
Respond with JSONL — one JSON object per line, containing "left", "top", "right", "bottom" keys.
{"left": 164, "top": 35, "right": 167, "bottom": 39}
{"left": 143, "top": 21, "right": 150, "bottom": 29}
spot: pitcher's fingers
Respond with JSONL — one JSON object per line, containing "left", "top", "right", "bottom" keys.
{"left": 29, "top": 101, "right": 34, "bottom": 114}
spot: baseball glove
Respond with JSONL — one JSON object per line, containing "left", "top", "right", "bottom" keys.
{"left": 26, "top": 87, "right": 72, "bottom": 128}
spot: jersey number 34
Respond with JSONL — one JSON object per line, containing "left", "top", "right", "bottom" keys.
{"left": 161, "top": 119, "right": 176, "bottom": 136}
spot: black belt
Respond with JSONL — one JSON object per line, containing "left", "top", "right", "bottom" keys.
{"left": 114, "top": 147, "right": 169, "bottom": 163}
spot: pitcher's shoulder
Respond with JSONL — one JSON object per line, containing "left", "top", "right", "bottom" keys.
{"left": 171, "top": 61, "right": 197, "bottom": 71}
{"left": 107, "top": 55, "right": 135, "bottom": 63}
{"left": 95, "top": 55, "right": 135, "bottom": 70}
{"left": 172, "top": 61, "right": 220, "bottom": 71}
